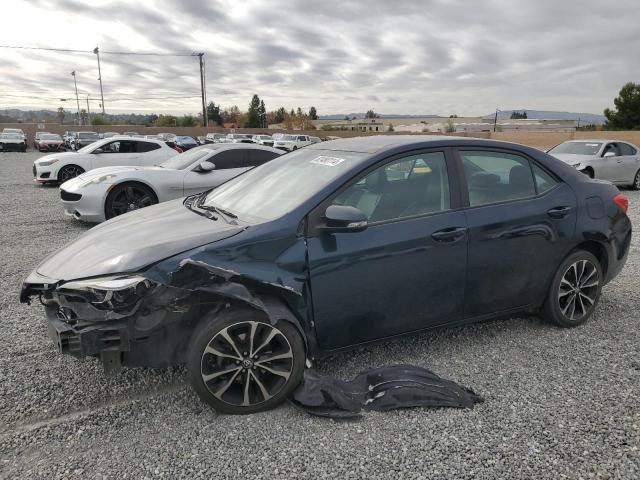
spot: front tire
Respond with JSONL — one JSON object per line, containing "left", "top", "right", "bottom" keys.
{"left": 57, "top": 165, "right": 85, "bottom": 183}
{"left": 187, "top": 309, "right": 305, "bottom": 414}
{"left": 104, "top": 182, "right": 158, "bottom": 219}
{"left": 542, "top": 250, "right": 602, "bottom": 328}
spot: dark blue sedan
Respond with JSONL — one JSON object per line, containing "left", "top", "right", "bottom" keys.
{"left": 21, "top": 136, "right": 632, "bottom": 413}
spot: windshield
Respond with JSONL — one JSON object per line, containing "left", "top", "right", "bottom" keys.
{"left": 178, "top": 136, "right": 197, "bottom": 144}
{"left": 282, "top": 135, "right": 297, "bottom": 141}
{"left": 1, "top": 133, "right": 22, "bottom": 139}
{"left": 3, "top": 129, "right": 22, "bottom": 134}
{"left": 161, "top": 146, "right": 221, "bottom": 170}
{"left": 202, "top": 148, "right": 366, "bottom": 222}
{"left": 41, "top": 134, "right": 61, "bottom": 140}
{"left": 549, "top": 142, "right": 602, "bottom": 155}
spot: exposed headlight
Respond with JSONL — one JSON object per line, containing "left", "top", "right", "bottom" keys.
{"left": 78, "top": 173, "right": 117, "bottom": 187}
{"left": 37, "top": 158, "right": 59, "bottom": 167}
{"left": 58, "top": 275, "right": 155, "bottom": 310}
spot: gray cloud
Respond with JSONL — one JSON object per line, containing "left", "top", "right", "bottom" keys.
{"left": 1, "top": 0, "right": 639, "bottom": 116}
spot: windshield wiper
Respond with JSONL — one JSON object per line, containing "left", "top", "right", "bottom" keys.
{"left": 198, "top": 204, "right": 237, "bottom": 224}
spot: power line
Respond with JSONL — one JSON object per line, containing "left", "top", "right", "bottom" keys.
{"left": 0, "top": 45, "right": 199, "bottom": 57}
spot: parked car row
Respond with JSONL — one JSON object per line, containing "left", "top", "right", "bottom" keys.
{"left": 20, "top": 134, "right": 632, "bottom": 415}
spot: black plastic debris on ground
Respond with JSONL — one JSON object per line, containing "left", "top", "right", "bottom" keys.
{"left": 289, "top": 365, "right": 484, "bottom": 418}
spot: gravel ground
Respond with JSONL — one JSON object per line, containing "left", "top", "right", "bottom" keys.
{"left": 0, "top": 151, "right": 638, "bottom": 479}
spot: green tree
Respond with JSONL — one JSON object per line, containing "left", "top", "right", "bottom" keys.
{"left": 259, "top": 100, "right": 267, "bottom": 128}
{"left": 274, "top": 107, "right": 286, "bottom": 124}
{"left": 388, "top": 123, "right": 394, "bottom": 132}
{"left": 309, "top": 106, "right": 318, "bottom": 120}
{"left": 245, "top": 94, "right": 262, "bottom": 128}
{"left": 206, "top": 101, "right": 223, "bottom": 126}
{"left": 179, "top": 115, "right": 198, "bottom": 127}
{"left": 510, "top": 110, "right": 527, "bottom": 119}
{"left": 604, "top": 82, "right": 640, "bottom": 130}
{"left": 79, "top": 109, "right": 88, "bottom": 125}
{"left": 57, "top": 107, "right": 65, "bottom": 124}
{"left": 91, "top": 115, "right": 108, "bottom": 125}
{"left": 445, "top": 118, "right": 456, "bottom": 133}
{"left": 156, "top": 114, "right": 178, "bottom": 127}
{"left": 365, "top": 109, "right": 379, "bottom": 119}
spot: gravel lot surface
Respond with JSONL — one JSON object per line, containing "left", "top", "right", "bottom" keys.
{"left": 0, "top": 151, "right": 638, "bottom": 479}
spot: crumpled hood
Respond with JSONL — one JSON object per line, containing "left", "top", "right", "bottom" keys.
{"left": 549, "top": 153, "right": 596, "bottom": 165}
{"left": 36, "top": 199, "right": 244, "bottom": 280}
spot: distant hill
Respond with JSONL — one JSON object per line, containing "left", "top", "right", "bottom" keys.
{"left": 481, "top": 109, "right": 606, "bottom": 125}
{"left": 319, "top": 113, "right": 442, "bottom": 120}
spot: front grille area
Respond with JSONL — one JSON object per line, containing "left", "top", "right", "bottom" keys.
{"left": 60, "top": 190, "right": 82, "bottom": 201}
{"left": 40, "top": 172, "right": 50, "bottom": 179}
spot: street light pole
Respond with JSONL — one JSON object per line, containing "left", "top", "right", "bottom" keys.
{"left": 493, "top": 108, "right": 499, "bottom": 133}
{"left": 71, "top": 71, "right": 81, "bottom": 125}
{"left": 93, "top": 47, "right": 106, "bottom": 114}
{"left": 196, "top": 52, "right": 208, "bottom": 127}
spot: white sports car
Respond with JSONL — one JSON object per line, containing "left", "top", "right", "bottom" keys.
{"left": 33, "top": 136, "right": 178, "bottom": 184}
{"left": 59, "top": 143, "right": 283, "bottom": 222}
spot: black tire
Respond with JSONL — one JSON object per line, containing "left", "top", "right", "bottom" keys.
{"left": 187, "top": 308, "right": 305, "bottom": 414}
{"left": 57, "top": 165, "right": 85, "bottom": 183}
{"left": 632, "top": 169, "right": 640, "bottom": 190}
{"left": 542, "top": 250, "right": 602, "bottom": 328}
{"left": 292, "top": 146, "right": 298, "bottom": 150}
{"left": 104, "top": 182, "right": 158, "bottom": 219}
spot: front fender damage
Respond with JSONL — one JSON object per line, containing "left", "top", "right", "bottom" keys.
{"left": 45, "top": 234, "right": 315, "bottom": 373}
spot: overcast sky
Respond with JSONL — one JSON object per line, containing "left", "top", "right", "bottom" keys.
{"left": 1, "top": 0, "right": 638, "bottom": 117}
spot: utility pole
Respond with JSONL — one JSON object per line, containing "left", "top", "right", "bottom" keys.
{"left": 93, "top": 47, "right": 106, "bottom": 114}
{"left": 196, "top": 52, "right": 208, "bottom": 127}
{"left": 493, "top": 108, "right": 499, "bottom": 133}
{"left": 86, "top": 95, "right": 91, "bottom": 126}
{"left": 71, "top": 71, "right": 81, "bottom": 125}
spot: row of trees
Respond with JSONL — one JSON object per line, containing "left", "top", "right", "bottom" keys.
{"left": 205, "top": 95, "right": 319, "bottom": 129}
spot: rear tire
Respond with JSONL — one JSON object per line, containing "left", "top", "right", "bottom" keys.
{"left": 542, "top": 250, "right": 602, "bottom": 328}
{"left": 187, "top": 308, "right": 305, "bottom": 414}
{"left": 632, "top": 169, "right": 640, "bottom": 190}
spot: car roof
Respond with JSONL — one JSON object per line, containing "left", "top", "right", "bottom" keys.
{"left": 306, "top": 135, "right": 491, "bottom": 153}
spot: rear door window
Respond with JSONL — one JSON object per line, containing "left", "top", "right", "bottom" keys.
{"left": 619, "top": 143, "right": 637, "bottom": 156}
{"left": 136, "top": 141, "right": 161, "bottom": 153}
{"left": 460, "top": 151, "right": 536, "bottom": 206}
{"left": 246, "top": 149, "right": 279, "bottom": 167}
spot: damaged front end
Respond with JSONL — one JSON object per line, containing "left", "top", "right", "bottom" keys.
{"left": 21, "top": 272, "right": 202, "bottom": 373}
{"left": 20, "top": 239, "right": 313, "bottom": 375}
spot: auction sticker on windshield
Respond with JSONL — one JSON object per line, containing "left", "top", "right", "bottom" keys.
{"left": 311, "top": 156, "right": 345, "bottom": 166}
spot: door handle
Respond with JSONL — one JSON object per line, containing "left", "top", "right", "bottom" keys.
{"left": 547, "top": 206, "right": 572, "bottom": 219}
{"left": 431, "top": 226, "right": 467, "bottom": 243}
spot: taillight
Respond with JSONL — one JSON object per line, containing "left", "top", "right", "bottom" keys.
{"left": 613, "top": 193, "right": 628, "bottom": 213}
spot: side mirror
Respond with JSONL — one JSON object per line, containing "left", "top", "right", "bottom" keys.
{"left": 319, "top": 205, "right": 368, "bottom": 233}
{"left": 93, "top": 148, "right": 104, "bottom": 154}
{"left": 196, "top": 161, "right": 216, "bottom": 172}
{"left": 603, "top": 151, "right": 616, "bottom": 158}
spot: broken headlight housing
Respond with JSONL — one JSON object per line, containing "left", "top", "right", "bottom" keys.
{"left": 57, "top": 275, "right": 155, "bottom": 311}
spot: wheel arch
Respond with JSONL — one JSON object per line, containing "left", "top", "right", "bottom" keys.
{"left": 56, "top": 163, "right": 85, "bottom": 182}
{"left": 572, "top": 240, "right": 609, "bottom": 278}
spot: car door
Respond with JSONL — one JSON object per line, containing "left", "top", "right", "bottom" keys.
{"left": 598, "top": 142, "right": 626, "bottom": 182}
{"left": 457, "top": 148, "right": 577, "bottom": 319}
{"left": 182, "top": 149, "right": 248, "bottom": 196}
{"left": 89, "top": 140, "right": 141, "bottom": 168}
{"left": 618, "top": 143, "right": 640, "bottom": 183}
{"left": 307, "top": 149, "right": 468, "bottom": 351}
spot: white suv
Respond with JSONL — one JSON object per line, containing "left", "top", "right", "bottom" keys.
{"left": 273, "top": 135, "right": 313, "bottom": 151}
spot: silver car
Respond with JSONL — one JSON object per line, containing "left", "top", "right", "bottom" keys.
{"left": 548, "top": 140, "right": 640, "bottom": 189}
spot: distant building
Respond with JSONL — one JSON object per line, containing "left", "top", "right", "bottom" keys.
{"left": 315, "top": 118, "right": 387, "bottom": 132}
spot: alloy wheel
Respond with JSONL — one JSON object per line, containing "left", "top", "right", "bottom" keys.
{"left": 557, "top": 259, "right": 599, "bottom": 321}
{"left": 59, "top": 166, "right": 84, "bottom": 182}
{"left": 634, "top": 171, "right": 640, "bottom": 190}
{"left": 110, "top": 186, "right": 155, "bottom": 216}
{"left": 200, "top": 321, "right": 294, "bottom": 407}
